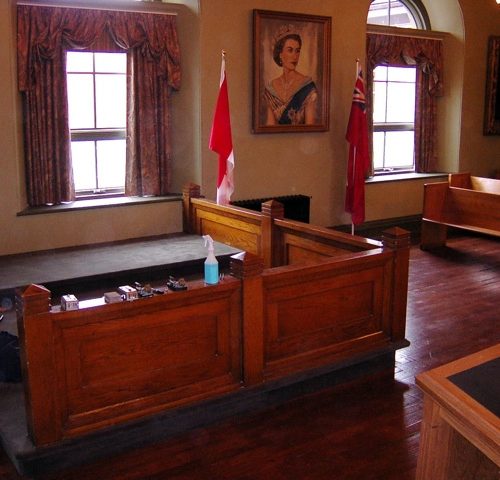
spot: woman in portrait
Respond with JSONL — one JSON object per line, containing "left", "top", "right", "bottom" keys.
{"left": 264, "top": 24, "right": 318, "bottom": 125}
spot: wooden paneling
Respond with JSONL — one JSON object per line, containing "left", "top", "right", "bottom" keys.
{"left": 283, "top": 233, "right": 353, "bottom": 265}
{"left": 261, "top": 255, "right": 393, "bottom": 379}
{"left": 445, "top": 188, "right": 500, "bottom": 231}
{"left": 18, "top": 280, "right": 243, "bottom": 444}
{"left": 182, "top": 188, "right": 410, "bottom": 384}
{"left": 195, "top": 212, "right": 262, "bottom": 256}
{"left": 14, "top": 186, "right": 410, "bottom": 449}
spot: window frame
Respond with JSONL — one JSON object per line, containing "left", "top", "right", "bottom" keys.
{"left": 17, "top": 3, "right": 181, "bottom": 208}
{"left": 372, "top": 64, "right": 417, "bottom": 174}
{"left": 66, "top": 50, "right": 128, "bottom": 198}
{"left": 367, "top": 0, "right": 436, "bottom": 176}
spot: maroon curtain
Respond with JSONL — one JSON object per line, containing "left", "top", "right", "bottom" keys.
{"left": 17, "top": 5, "right": 181, "bottom": 206}
{"left": 366, "top": 33, "right": 443, "bottom": 173}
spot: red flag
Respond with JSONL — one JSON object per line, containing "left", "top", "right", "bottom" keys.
{"left": 209, "top": 52, "right": 234, "bottom": 205}
{"left": 345, "top": 66, "right": 370, "bottom": 226}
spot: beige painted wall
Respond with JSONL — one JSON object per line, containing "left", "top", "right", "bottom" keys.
{"left": 197, "top": 0, "right": 499, "bottom": 224}
{"left": 422, "top": 0, "right": 464, "bottom": 174}
{"left": 365, "top": 177, "right": 445, "bottom": 220}
{"left": 0, "top": 0, "right": 499, "bottom": 255}
{"left": 457, "top": 0, "right": 500, "bottom": 174}
{"left": 199, "top": 0, "right": 373, "bottom": 226}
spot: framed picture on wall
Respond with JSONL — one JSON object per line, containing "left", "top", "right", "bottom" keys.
{"left": 252, "top": 9, "right": 331, "bottom": 134}
{"left": 484, "top": 35, "right": 500, "bottom": 135}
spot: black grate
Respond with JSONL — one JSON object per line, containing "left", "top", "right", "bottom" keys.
{"left": 231, "top": 195, "right": 310, "bottom": 223}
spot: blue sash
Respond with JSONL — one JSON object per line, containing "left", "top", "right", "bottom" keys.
{"left": 279, "top": 81, "right": 316, "bottom": 124}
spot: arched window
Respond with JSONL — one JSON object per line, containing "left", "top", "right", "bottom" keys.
{"left": 368, "top": 0, "right": 430, "bottom": 30}
{"left": 366, "top": 0, "right": 441, "bottom": 175}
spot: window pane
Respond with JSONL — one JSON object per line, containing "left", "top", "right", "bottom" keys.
{"left": 67, "top": 73, "right": 95, "bottom": 129}
{"left": 367, "top": 0, "right": 390, "bottom": 26}
{"left": 368, "top": 0, "right": 418, "bottom": 28}
{"left": 387, "top": 66, "right": 416, "bottom": 82}
{"left": 66, "top": 52, "right": 93, "bottom": 73}
{"left": 373, "top": 132, "right": 385, "bottom": 169}
{"left": 390, "top": 6, "right": 416, "bottom": 28}
{"left": 384, "top": 131, "right": 414, "bottom": 168}
{"left": 373, "top": 66, "right": 388, "bottom": 81}
{"left": 95, "top": 53, "right": 127, "bottom": 74}
{"left": 71, "top": 141, "right": 97, "bottom": 191}
{"left": 386, "top": 83, "right": 415, "bottom": 122}
{"left": 96, "top": 140, "right": 126, "bottom": 189}
{"left": 95, "top": 74, "right": 127, "bottom": 128}
{"left": 373, "top": 82, "right": 388, "bottom": 123}
{"left": 67, "top": 52, "right": 127, "bottom": 195}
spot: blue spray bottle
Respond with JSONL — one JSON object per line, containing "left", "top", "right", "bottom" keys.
{"left": 203, "top": 235, "right": 219, "bottom": 285}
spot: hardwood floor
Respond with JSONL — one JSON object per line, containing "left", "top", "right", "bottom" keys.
{"left": 1, "top": 233, "right": 499, "bottom": 480}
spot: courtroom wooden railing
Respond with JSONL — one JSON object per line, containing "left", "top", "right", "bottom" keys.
{"left": 184, "top": 183, "right": 410, "bottom": 345}
{"left": 17, "top": 279, "right": 243, "bottom": 446}
{"left": 15, "top": 185, "right": 411, "bottom": 447}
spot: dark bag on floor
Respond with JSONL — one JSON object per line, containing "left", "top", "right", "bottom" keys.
{"left": 0, "top": 331, "right": 21, "bottom": 383}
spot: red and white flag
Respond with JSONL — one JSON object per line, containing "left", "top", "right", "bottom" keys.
{"left": 209, "top": 51, "right": 234, "bottom": 205}
{"left": 345, "top": 65, "right": 370, "bottom": 227}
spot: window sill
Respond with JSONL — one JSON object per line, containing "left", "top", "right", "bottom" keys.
{"left": 17, "top": 194, "right": 182, "bottom": 216}
{"left": 365, "top": 172, "right": 448, "bottom": 184}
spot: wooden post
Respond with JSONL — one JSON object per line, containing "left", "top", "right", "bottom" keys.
{"left": 16, "top": 283, "right": 50, "bottom": 319}
{"left": 448, "top": 172, "right": 471, "bottom": 189}
{"left": 230, "top": 252, "right": 265, "bottom": 386}
{"left": 421, "top": 220, "right": 448, "bottom": 250}
{"left": 182, "top": 183, "right": 201, "bottom": 234}
{"left": 381, "top": 227, "right": 411, "bottom": 343}
{"left": 261, "top": 199, "right": 284, "bottom": 268}
{"left": 416, "top": 395, "right": 455, "bottom": 479}
{"left": 16, "top": 284, "right": 59, "bottom": 445}
{"left": 420, "top": 182, "right": 449, "bottom": 250}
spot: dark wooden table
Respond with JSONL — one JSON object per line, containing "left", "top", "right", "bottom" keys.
{"left": 416, "top": 343, "right": 500, "bottom": 479}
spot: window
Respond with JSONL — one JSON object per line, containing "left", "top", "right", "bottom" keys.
{"left": 366, "top": 0, "right": 440, "bottom": 175}
{"left": 368, "top": 0, "right": 430, "bottom": 29}
{"left": 372, "top": 65, "right": 416, "bottom": 172}
{"left": 17, "top": 5, "right": 181, "bottom": 207}
{"left": 67, "top": 51, "right": 127, "bottom": 197}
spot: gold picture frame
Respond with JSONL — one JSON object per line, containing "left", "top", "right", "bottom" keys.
{"left": 484, "top": 36, "right": 500, "bottom": 135}
{"left": 252, "top": 9, "right": 331, "bottom": 134}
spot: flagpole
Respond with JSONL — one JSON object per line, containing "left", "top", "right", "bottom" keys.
{"left": 220, "top": 49, "right": 226, "bottom": 86}
{"left": 351, "top": 59, "right": 360, "bottom": 236}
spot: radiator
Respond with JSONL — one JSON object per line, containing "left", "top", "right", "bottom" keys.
{"left": 231, "top": 194, "right": 310, "bottom": 223}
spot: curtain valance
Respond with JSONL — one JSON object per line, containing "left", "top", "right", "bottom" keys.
{"left": 17, "top": 5, "right": 181, "bottom": 93}
{"left": 367, "top": 33, "right": 443, "bottom": 96}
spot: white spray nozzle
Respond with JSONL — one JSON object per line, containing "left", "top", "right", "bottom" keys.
{"left": 203, "top": 235, "right": 214, "bottom": 251}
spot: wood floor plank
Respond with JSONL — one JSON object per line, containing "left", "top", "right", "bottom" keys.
{"left": 1, "top": 233, "right": 499, "bottom": 480}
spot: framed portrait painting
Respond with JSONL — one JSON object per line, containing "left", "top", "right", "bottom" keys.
{"left": 252, "top": 9, "right": 331, "bottom": 134}
{"left": 484, "top": 36, "right": 500, "bottom": 135}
